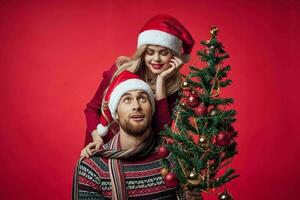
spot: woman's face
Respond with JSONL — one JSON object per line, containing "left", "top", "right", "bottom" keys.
{"left": 144, "top": 45, "right": 173, "bottom": 75}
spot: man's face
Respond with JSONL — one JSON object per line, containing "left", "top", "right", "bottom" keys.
{"left": 116, "top": 90, "right": 152, "bottom": 137}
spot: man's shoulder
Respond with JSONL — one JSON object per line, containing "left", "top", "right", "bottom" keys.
{"left": 81, "top": 140, "right": 112, "bottom": 170}
{"left": 80, "top": 154, "right": 109, "bottom": 174}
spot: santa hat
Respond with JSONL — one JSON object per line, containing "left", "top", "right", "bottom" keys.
{"left": 137, "top": 14, "right": 195, "bottom": 63}
{"left": 96, "top": 70, "right": 155, "bottom": 137}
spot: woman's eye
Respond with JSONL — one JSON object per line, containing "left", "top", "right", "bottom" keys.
{"left": 146, "top": 50, "right": 154, "bottom": 55}
{"left": 160, "top": 50, "right": 170, "bottom": 56}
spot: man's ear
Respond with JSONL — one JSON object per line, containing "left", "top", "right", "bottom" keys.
{"left": 115, "top": 113, "right": 119, "bottom": 120}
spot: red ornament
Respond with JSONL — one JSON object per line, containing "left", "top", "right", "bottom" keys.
{"left": 164, "top": 172, "right": 179, "bottom": 187}
{"left": 188, "top": 131, "right": 200, "bottom": 144}
{"left": 194, "top": 86, "right": 203, "bottom": 93}
{"left": 170, "top": 120, "right": 179, "bottom": 133}
{"left": 157, "top": 146, "right": 170, "bottom": 158}
{"left": 195, "top": 103, "right": 207, "bottom": 115}
{"left": 215, "top": 131, "right": 231, "bottom": 146}
{"left": 207, "top": 105, "right": 215, "bottom": 113}
{"left": 188, "top": 117, "right": 197, "bottom": 127}
{"left": 182, "top": 89, "right": 191, "bottom": 97}
{"left": 227, "top": 125, "right": 236, "bottom": 137}
{"left": 204, "top": 48, "right": 210, "bottom": 55}
{"left": 187, "top": 93, "right": 200, "bottom": 108}
{"left": 180, "top": 97, "right": 188, "bottom": 105}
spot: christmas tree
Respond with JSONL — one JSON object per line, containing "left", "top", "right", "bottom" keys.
{"left": 158, "top": 27, "right": 239, "bottom": 200}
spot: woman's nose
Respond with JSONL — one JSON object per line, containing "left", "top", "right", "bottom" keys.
{"left": 153, "top": 53, "right": 161, "bottom": 61}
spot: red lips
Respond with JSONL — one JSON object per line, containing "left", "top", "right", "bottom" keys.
{"left": 151, "top": 63, "right": 164, "bottom": 69}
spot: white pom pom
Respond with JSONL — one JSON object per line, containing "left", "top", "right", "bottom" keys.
{"left": 96, "top": 124, "right": 108, "bottom": 137}
{"left": 182, "top": 54, "right": 191, "bottom": 63}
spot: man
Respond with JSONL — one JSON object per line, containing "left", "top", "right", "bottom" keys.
{"left": 73, "top": 71, "right": 178, "bottom": 200}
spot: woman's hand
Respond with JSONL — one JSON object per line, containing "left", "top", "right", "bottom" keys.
{"left": 156, "top": 56, "right": 183, "bottom": 100}
{"left": 80, "top": 130, "right": 103, "bottom": 158}
{"left": 158, "top": 56, "right": 183, "bottom": 81}
{"left": 80, "top": 141, "right": 102, "bottom": 158}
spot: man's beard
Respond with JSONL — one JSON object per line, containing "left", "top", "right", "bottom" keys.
{"left": 118, "top": 117, "right": 152, "bottom": 137}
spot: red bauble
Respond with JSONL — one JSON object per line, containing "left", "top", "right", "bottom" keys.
{"left": 195, "top": 103, "right": 207, "bottom": 115}
{"left": 180, "top": 97, "right": 188, "bottom": 105}
{"left": 157, "top": 146, "right": 170, "bottom": 158}
{"left": 215, "top": 131, "right": 231, "bottom": 146}
{"left": 204, "top": 48, "right": 210, "bottom": 55}
{"left": 227, "top": 125, "right": 236, "bottom": 137}
{"left": 187, "top": 93, "right": 200, "bottom": 108}
{"left": 182, "top": 89, "right": 191, "bottom": 97}
{"left": 207, "top": 105, "right": 215, "bottom": 113}
{"left": 188, "top": 131, "right": 200, "bottom": 144}
{"left": 188, "top": 117, "right": 197, "bottom": 127}
{"left": 194, "top": 86, "right": 204, "bottom": 93}
{"left": 164, "top": 172, "right": 179, "bottom": 187}
{"left": 171, "top": 120, "right": 179, "bottom": 133}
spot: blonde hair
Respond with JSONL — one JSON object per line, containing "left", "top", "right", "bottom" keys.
{"left": 100, "top": 45, "right": 182, "bottom": 125}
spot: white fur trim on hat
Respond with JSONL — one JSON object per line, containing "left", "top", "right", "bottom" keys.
{"left": 138, "top": 30, "right": 182, "bottom": 55}
{"left": 97, "top": 123, "right": 108, "bottom": 137}
{"left": 108, "top": 79, "right": 155, "bottom": 119}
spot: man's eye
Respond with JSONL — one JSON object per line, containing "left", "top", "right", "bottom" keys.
{"left": 123, "top": 97, "right": 131, "bottom": 103}
{"left": 139, "top": 96, "right": 147, "bottom": 102}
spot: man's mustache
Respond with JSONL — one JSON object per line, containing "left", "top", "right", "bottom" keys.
{"left": 129, "top": 112, "right": 145, "bottom": 118}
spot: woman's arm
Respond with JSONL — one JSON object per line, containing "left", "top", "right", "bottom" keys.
{"left": 153, "top": 56, "right": 182, "bottom": 133}
{"left": 84, "top": 64, "right": 117, "bottom": 146}
{"left": 152, "top": 92, "right": 178, "bottom": 134}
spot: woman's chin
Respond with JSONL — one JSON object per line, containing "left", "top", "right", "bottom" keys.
{"left": 151, "top": 69, "right": 164, "bottom": 75}
{"left": 146, "top": 68, "right": 162, "bottom": 76}
{"left": 148, "top": 66, "right": 170, "bottom": 75}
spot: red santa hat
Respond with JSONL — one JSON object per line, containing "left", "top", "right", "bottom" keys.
{"left": 96, "top": 70, "right": 155, "bottom": 137}
{"left": 137, "top": 14, "right": 195, "bottom": 63}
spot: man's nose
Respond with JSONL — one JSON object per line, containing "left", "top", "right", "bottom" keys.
{"left": 132, "top": 99, "right": 141, "bottom": 110}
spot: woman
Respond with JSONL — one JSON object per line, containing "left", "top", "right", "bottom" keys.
{"left": 81, "top": 14, "right": 194, "bottom": 157}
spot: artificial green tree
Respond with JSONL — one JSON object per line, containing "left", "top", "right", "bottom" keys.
{"left": 158, "top": 27, "right": 239, "bottom": 200}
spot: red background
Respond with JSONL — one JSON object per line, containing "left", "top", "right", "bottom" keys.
{"left": 0, "top": 0, "right": 299, "bottom": 199}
